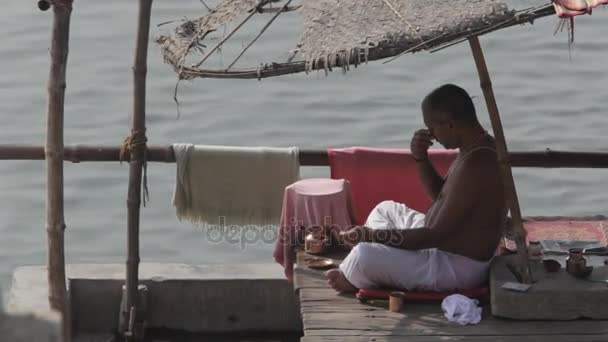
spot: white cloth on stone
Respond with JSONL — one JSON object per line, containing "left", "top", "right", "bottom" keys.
{"left": 441, "top": 294, "right": 483, "bottom": 325}
{"left": 338, "top": 200, "right": 491, "bottom": 291}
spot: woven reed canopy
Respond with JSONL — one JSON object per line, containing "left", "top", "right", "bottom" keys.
{"left": 156, "top": 0, "right": 559, "bottom": 79}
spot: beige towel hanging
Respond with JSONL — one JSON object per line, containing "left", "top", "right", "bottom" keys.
{"left": 172, "top": 144, "right": 300, "bottom": 226}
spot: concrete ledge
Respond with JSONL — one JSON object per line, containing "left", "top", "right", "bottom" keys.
{"left": 8, "top": 263, "right": 302, "bottom": 335}
{"left": 5, "top": 265, "right": 59, "bottom": 322}
{"left": 0, "top": 309, "right": 61, "bottom": 341}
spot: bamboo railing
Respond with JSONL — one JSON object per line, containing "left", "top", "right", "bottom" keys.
{"left": 1, "top": 145, "right": 608, "bottom": 168}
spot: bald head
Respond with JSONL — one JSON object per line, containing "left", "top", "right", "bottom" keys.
{"left": 421, "top": 84, "right": 479, "bottom": 126}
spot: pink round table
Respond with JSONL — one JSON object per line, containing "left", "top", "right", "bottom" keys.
{"left": 273, "top": 178, "right": 357, "bottom": 281}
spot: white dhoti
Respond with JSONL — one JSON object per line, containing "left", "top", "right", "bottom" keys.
{"left": 339, "top": 200, "right": 491, "bottom": 291}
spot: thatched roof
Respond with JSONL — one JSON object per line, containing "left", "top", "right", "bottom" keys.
{"left": 156, "top": 0, "right": 557, "bottom": 79}
{"left": 298, "top": 0, "right": 513, "bottom": 72}
{"left": 157, "top": 0, "right": 259, "bottom": 72}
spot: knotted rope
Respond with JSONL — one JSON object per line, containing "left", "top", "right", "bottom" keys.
{"left": 120, "top": 130, "right": 150, "bottom": 207}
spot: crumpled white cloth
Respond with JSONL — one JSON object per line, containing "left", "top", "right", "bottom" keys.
{"left": 441, "top": 294, "right": 482, "bottom": 325}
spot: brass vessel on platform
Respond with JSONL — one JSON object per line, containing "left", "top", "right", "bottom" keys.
{"left": 566, "top": 248, "right": 587, "bottom": 275}
{"left": 305, "top": 226, "right": 328, "bottom": 255}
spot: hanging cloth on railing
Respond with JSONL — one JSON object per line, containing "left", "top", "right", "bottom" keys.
{"left": 172, "top": 144, "right": 300, "bottom": 226}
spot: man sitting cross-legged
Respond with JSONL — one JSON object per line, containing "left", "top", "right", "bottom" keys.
{"left": 326, "top": 84, "right": 507, "bottom": 293}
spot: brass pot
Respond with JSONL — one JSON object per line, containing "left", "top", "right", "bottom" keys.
{"left": 305, "top": 232, "right": 328, "bottom": 254}
{"left": 566, "top": 248, "right": 587, "bottom": 275}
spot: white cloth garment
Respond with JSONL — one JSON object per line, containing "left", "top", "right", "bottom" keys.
{"left": 339, "top": 200, "right": 491, "bottom": 291}
{"left": 441, "top": 294, "right": 482, "bottom": 325}
{"left": 172, "top": 144, "right": 300, "bottom": 226}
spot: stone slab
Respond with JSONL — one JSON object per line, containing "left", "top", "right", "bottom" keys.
{"left": 490, "top": 255, "right": 608, "bottom": 320}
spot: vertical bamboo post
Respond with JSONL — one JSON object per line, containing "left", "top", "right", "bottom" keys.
{"left": 124, "top": 0, "right": 153, "bottom": 339}
{"left": 44, "top": 0, "right": 72, "bottom": 339}
{"left": 468, "top": 36, "right": 532, "bottom": 284}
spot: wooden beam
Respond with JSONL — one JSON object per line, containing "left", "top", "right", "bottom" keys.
{"left": 468, "top": 36, "right": 531, "bottom": 284}
{"left": 44, "top": 1, "right": 72, "bottom": 341}
{"left": 124, "top": 0, "right": 152, "bottom": 340}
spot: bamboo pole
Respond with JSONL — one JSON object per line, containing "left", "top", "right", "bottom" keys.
{"left": 124, "top": 0, "right": 153, "bottom": 339}
{"left": 44, "top": 0, "right": 72, "bottom": 340}
{"left": 468, "top": 36, "right": 531, "bottom": 283}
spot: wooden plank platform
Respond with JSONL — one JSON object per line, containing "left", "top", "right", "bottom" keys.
{"left": 294, "top": 250, "right": 608, "bottom": 341}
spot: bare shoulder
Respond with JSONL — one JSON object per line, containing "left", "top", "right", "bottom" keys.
{"left": 467, "top": 148, "right": 499, "bottom": 168}
{"left": 457, "top": 148, "right": 501, "bottom": 184}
